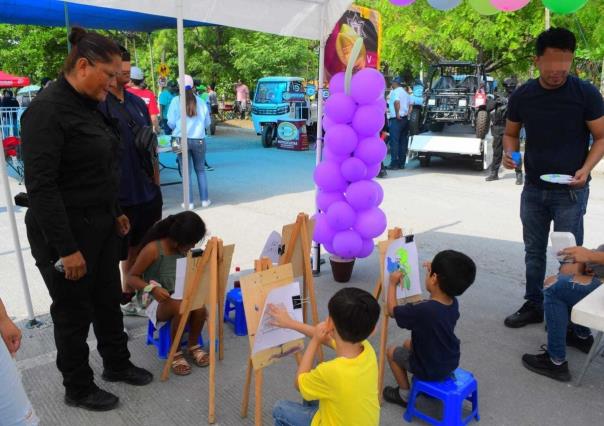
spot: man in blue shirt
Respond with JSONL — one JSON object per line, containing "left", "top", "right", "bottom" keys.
{"left": 159, "top": 80, "right": 178, "bottom": 134}
{"left": 386, "top": 77, "right": 412, "bottom": 170}
{"left": 99, "top": 46, "right": 163, "bottom": 315}
{"left": 502, "top": 28, "right": 604, "bottom": 328}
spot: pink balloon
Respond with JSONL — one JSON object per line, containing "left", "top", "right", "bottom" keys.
{"left": 333, "top": 230, "right": 363, "bottom": 259}
{"left": 316, "top": 190, "right": 346, "bottom": 212}
{"left": 357, "top": 238, "right": 375, "bottom": 258}
{"left": 324, "top": 93, "right": 357, "bottom": 124}
{"left": 322, "top": 114, "right": 335, "bottom": 132}
{"left": 346, "top": 180, "right": 380, "bottom": 211}
{"left": 350, "top": 68, "right": 386, "bottom": 105}
{"left": 329, "top": 72, "right": 346, "bottom": 94}
{"left": 354, "top": 207, "right": 387, "bottom": 239}
{"left": 352, "top": 105, "right": 385, "bottom": 137}
{"left": 389, "top": 0, "right": 416, "bottom": 5}
{"left": 313, "top": 160, "right": 347, "bottom": 192}
{"left": 325, "top": 124, "right": 358, "bottom": 156}
{"left": 365, "top": 162, "right": 382, "bottom": 179}
{"left": 489, "top": 0, "right": 529, "bottom": 11}
{"left": 354, "top": 136, "right": 387, "bottom": 165}
{"left": 323, "top": 145, "right": 349, "bottom": 163}
{"left": 327, "top": 201, "right": 357, "bottom": 231}
{"left": 313, "top": 213, "right": 337, "bottom": 244}
{"left": 340, "top": 157, "right": 367, "bottom": 183}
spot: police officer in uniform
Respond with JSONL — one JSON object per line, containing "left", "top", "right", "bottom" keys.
{"left": 486, "top": 77, "right": 523, "bottom": 184}
{"left": 21, "top": 27, "right": 152, "bottom": 412}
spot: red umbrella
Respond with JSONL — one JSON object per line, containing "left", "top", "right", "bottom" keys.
{"left": 0, "top": 71, "right": 30, "bottom": 88}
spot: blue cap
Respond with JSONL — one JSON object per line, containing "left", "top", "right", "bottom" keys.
{"left": 392, "top": 76, "right": 403, "bottom": 84}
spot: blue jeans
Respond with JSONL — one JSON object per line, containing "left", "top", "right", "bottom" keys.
{"left": 273, "top": 400, "right": 319, "bottom": 426}
{"left": 178, "top": 139, "right": 209, "bottom": 203}
{"left": 544, "top": 275, "right": 601, "bottom": 362}
{"left": 520, "top": 184, "right": 589, "bottom": 306}
{"left": 388, "top": 117, "right": 409, "bottom": 167}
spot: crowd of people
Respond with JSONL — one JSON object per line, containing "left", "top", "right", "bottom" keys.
{"left": 1, "top": 25, "right": 603, "bottom": 426}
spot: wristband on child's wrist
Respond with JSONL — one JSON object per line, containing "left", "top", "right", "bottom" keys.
{"left": 144, "top": 282, "right": 160, "bottom": 294}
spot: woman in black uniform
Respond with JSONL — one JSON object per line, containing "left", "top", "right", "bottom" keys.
{"left": 21, "top": 27, "right": 152, "bottom": 412}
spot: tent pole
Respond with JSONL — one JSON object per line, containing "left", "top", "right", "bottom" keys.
{"left": 148, "top": 33, "right": 156, "bottom": 93}
{"left": 0, "top": 131, "right": 39, "bottom": 326}
{"left": 312, "top": 4, "right": 327, "bottom": 276}
{"left": 64, "top": 1, "right": 71, "bottom": 52}
{"left": 177, "top": 0, "right": 190, "bottom": 210}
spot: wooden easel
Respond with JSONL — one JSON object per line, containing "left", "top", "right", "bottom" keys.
{"left": 373, "top": 228, "right": 422, "bottom": 403}
{"left": 160, "top": 237, "right": 234, "bottom": 424}
{"left": 240, "top": 261, "right": 306, "bottom": 426}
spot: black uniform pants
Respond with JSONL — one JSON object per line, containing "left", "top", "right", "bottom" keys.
{"left": 25, "top": 207, "right": 131, "bottom": 399}
{"left": 490, "top": 132, "right": 521, "bottom": 173}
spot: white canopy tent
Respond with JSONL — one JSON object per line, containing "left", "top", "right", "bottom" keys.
{"left": 2, "top": 0, "right": 353, "bottom": 320}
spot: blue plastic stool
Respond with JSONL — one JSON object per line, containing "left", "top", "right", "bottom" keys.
{"left": 404, "top": 368, "right": 480, "bottom": 425}
{"left": 146, "top": 319, "right": 204, "bottom": 359}
{"left": 223, "top": 287, "right": 247, "bottom": 336}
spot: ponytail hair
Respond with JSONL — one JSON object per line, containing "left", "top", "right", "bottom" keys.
{"left": 139, "top": 211, "right": 206, "bottom": 249}
{"left": 63, "top": 27, "right": 121, "bottom": 73}
{"left": 185, "top": 87, "right": 197, "bottom": 117}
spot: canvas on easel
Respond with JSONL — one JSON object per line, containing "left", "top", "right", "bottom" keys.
{"left": 160, "top": 237, "right": 234, "bottom": 424}
{"left": 373, "top": 228, "right": 422, "bottom": 403}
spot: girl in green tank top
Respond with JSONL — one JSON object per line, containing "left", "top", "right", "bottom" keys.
{"left": 127, "top": 212, "right": 209, "bottom": 376}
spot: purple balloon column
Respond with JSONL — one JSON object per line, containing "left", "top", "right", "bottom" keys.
{"left": 313, "top": 68, "right": 388, "bottom": 259}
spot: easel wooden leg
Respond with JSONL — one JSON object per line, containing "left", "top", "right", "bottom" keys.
{"left": 254, "top": 369, "right": 263, "bottom": 426}
{"left": 372, "top": 279, "right": 382, "bottom": 300}
{"left": 208, "top": 247, "right": 218, "bottom": 424}
{"left": 161, "top": 311, "right": 191, "bottom": 381}
{"left": 378, "top": 310, "right": 389, "bottom": 404}
{"left": 241, "top": 357, "right": 253, "bottom": 418}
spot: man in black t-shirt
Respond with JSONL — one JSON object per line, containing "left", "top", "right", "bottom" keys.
{"left": 502, "top": 28, "right": 604, "bottom": 328}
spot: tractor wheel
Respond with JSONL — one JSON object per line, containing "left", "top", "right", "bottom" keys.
{"left": 475, "top": 110, "right": 489, "bottom": 139}
{"left": 261, "top": 124, "right": 274, "bottom": 148}
{"left": 409, "top": 108, "right": 422, "bottom": 135}
{"left": 419, "top": 155, "right": 431, "bottom": 167}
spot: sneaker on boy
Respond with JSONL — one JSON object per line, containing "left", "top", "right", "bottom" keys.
{"left": 271, "top": 287, "right": 381, "bottom": 426}
{"left": 384, "top": 250, "right": 476, "bottom": 406}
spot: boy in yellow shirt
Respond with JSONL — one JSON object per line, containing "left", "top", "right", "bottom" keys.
{"left": 268, "top": 287, "right": 381, "bottom": 426}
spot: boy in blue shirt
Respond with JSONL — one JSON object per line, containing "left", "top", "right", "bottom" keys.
{"left": 383, "top": 250, "right": 476, "bottom": 407}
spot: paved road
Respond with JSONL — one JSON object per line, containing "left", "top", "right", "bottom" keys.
{"left": 2, "top": 124, "right": 603, "bottom": 425}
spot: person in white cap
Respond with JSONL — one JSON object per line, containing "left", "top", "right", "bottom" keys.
{"left": 127, "top": 66, "right": 160, "bottom": 133}
{"left": 167, "top": 75, "right": 212, "bottom": 209}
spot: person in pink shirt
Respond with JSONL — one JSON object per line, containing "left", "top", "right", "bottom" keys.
{"left": 127, "top": 66, "right": 160, "bottom": 132}
{"left": 235, "top": 79, "right": 249, "bottom": 119}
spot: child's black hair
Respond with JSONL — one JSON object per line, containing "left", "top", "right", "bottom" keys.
{"left": 431, "top": 250, "right": 476, "bottom": 298}
{"left": 327, "top": 287, "right": 380, "bottom": 343}
{"left": 139, "top": 211, "right": 206, "bottom": 249}
{"left": 536, "top": 27, "right": 576, "bottom": 56}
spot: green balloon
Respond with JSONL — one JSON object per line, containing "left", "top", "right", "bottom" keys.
{"left": 542, "top": 0, "right": 588, "bottom": 14}
{"left": 468, "top": 0, "right": 499, "bottom": 15}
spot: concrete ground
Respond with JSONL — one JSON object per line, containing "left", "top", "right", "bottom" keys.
{"left": 1, "top": 122, "right": 604, "bottom": 425}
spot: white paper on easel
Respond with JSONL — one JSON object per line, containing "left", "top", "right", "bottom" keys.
{"left": 261, "top": 231, "right": 282, "bottom": 264}
{"left": 252, "top": 281, "right": 304, "bottom": 355}
{"left": 383, "top": 239, "right": 422, "bottom": 301}
{"left": 171, "top": 257, "right": 187, "bottom": 300}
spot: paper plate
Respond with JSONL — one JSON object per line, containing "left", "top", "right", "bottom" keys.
{"left": 540, "top": 174, "right": 573, "bottom": 184}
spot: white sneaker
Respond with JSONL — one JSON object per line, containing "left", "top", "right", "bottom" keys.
{"left": 201, "top": 200, "right": 212, "bottom": 208}
{"left": 180, "top": 202, "right": 195, "bottom": 210}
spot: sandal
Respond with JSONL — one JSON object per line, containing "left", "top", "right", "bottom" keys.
{"left": 188, "top": 344, "right": 210, "bottom": 367}
{"left": 171, "top": 351, "right": 192, "bottom": 376}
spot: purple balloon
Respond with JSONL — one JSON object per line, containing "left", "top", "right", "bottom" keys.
{"left": 313, "top": 213, "right": 337, "bottom": 244}
{"left": 346, "top": 180, "right": 380, "bottom": 211}
{"left": 333, "top": 230, "right": 363, "bottom": 259}
{"left": 313, "top": 160, "right": 347, "bottom": 192}
{"left": 322, "top": 145, "right": 349, "bottom": 163}
{"left": 326, "top": 201, "right": 357, "bottom": 231}
{"left": 340, "top": 157, "right": 367, "bottom": 183}
{"left": 371, "top": 97, "right": 387, "bottom": 113}
{"left": 364, "top": 162, "right": 382, "bottom": 179}
{"left": 324, "top": 93, "right": 357, "bottom": 124}
{"left": 354, "top": 136, "right": 387, "bottom": 165}
{"left": 357, "top": 238, "right": 375, "bottom": 258}
{"left": 352, "top": 105, "right": 385, "bottom": 137}
{"left": 375, "top": 182, "right": 384, "bottom": 205}
{"left": 354, "top": 207, "right": 387, "bottom": 239}
{"left": 322, "top": 114, "right": 335, "bottom": 132}
{"left": 329, "top": 72, "right": 346, "bottom": 94}
{"left": 350, "top": 68, "right": 386, "bottom": 105}
{"left": 390, "top": 0, "right": 416, "bottom": 5}
{"left": 323, "top": 240, "right": 335, "bottom": 255}
{"left": 316, "top": 190, "right": 346, "bottom": 212}
{"left": 325, "top": 124, "right": 358, "bottom": 156}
